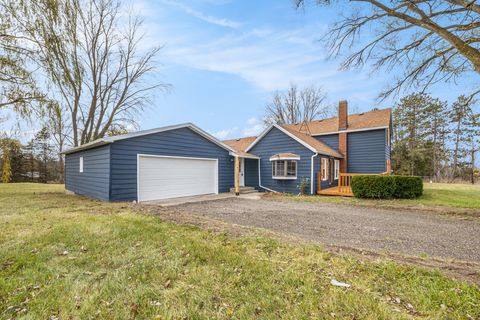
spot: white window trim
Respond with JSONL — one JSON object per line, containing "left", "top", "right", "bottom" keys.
{"left": 321, "top": 158, "right": 328, "bottom": 181}
{"left": 269, "top": 155, "right": 300, "bottom": 161}
{"left": 272, "top": 159, "right": 297, "bottom": 180}
{"left": 334, "top": 159, "right": 339, "bottom": 180}
{"left": 79, "top": 157, "right": 84, "bottom": 173}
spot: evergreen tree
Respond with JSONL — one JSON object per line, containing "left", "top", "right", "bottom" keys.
{"left": 34, "top": 127, "right": 53, "bottom": 183}
{"left": 424, "top": 98, "right": 449, "bottom": 181}
{"left": 1, "top": 142, "right": 12, "bottom": 183}
{"left": 464, "top": 112, "right": 479, "bottom": 184}
{"left": 8, "top": 139, "right": 24, "bottom": 181}
{"left": 23, "top": 140, "right": 37, "bottom": 182}
{"left": 449, "top": 96, "right": 475, "bottom": 180}
{"left": 0, "top": 138, "right": 24, "bottom": 182}
{"left": 392, "top": 93, "right": 430, "bottom": 176}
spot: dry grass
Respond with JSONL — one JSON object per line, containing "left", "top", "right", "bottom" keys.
{"left": 1, "top": 183, "right": 479, "bottom": 319}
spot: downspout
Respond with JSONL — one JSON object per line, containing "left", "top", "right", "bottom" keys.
{"left": 311, "top": 153, "right": 318, "bottom": 195}
{"left": 258, "top": 158, "right": 277, "bottom": 193}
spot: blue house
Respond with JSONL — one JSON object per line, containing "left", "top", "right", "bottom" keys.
{"left": 63, "top": 101, "right": 391, "bottom": 202}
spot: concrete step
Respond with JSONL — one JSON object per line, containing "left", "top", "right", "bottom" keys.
{"left": 230, "top": 186, "right": 258, "bottom": 194}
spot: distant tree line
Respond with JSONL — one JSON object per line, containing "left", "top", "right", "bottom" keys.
{"left": 1, "top": 127, "right": 60, "bottom": 183}
{"left": 392, "top": 93, "right": 479, "bottom": 183}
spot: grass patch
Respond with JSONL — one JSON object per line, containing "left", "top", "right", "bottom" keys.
{"left": 273, "top": 183, "right": 480, "bottom": 211}
{"left": 1, "top": 183, "right": 479, "bottom": 319}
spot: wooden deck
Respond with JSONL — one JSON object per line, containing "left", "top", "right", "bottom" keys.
{"left": 317, "top": 186, "right": 353, "bottom": 197}
{"left": 317, "top": 172, "right": 389, "bottom": 197}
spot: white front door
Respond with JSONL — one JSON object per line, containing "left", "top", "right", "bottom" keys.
{"left": 239, "top": 158, "right": 245, "bottom": 187}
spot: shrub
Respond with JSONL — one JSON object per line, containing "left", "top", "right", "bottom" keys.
{"left": 351, "top": 175, "right": 396, "bottom": 199}
{"left": 297, "top": 177, "right": 310, "bottom": 195}
{"left": 392, "top": 176, "right": 423, "bottom": 198}
{"left": 351, "top": 175, "right": 423, "bottom": 199}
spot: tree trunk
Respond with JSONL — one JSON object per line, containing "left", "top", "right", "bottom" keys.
{"left": 452, "top": 120, "right": 462, "bottom": 180}
{"left": 471, "top": 145, "right": 476, "bottom": 185}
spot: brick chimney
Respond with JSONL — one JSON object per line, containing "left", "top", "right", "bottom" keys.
{"left": 338, "top": 100, "right": 348, "bottom": 173}
{"left": 338, "top": 100, "right": 348, "bottom": 130}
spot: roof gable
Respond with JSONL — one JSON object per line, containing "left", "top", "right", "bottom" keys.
{"left": 62, "top": 123, "right": 237, "bottom": 155}
{"left": 245, "top": 124, "right": 342, "bottom": 158}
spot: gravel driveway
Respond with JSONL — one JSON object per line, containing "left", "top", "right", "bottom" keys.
{"left": 174, "top": 198, "right": 480, "bottom": 263}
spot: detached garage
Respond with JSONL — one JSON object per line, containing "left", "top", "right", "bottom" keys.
{"left": 63, "top": 123, "right": 237, "bottom": 202}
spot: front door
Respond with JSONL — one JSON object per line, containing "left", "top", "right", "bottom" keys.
{"left": 239, "top": 158, "right": 245, "bottom": 187}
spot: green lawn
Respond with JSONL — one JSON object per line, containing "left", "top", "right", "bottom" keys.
{"left": 1, "top": 183, "right": 479, "bottom": 319}
{"left": 269, "top": 183, "right": 480, "bottom": 212}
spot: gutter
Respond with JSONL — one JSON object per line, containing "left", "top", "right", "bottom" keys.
{"left": 310, "top": 153, "right": 318, "bottom": 195}
{"left": 61, "top": 140, "right": 111, "bottom": 155}
{"left": 258, "top": 159, "right": 277, "bottom": 193}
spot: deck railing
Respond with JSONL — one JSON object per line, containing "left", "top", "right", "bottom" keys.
{"left": 338, "top": 172, "right": 390, "bottom": 194}
{"left": 337, "top": 173, "right": 367, "bottom": 194}
{"left": 318, "top": 172, "right": 390, "bottom": 196}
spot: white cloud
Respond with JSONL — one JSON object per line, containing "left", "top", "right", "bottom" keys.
{"left": 214, "top": 117, "right": 265, "bottom": 140}
{"left": 158, "top": 27, "right": 332, "bottom": 91}
{"left": 243, "top": 117, "right": 264, "bottom": 136}
{"left": 214, "top": 127, "right": 239, "bottom": 139}
{"left": 160, "top": 0, "right": 241, "bottom": 29}
{"left": 133, "top": 1, "right": 332, "bottom": 92}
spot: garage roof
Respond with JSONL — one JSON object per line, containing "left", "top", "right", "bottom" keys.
{"left": 61, "top": 123, "right": 241, "bottom": 156}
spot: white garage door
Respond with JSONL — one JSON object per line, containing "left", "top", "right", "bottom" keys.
{"left": 138, "top": 155, "right": 218, "bottom": 202}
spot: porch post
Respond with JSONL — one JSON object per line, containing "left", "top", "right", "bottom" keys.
{"left": 234, "top": 156, "right": 240, "bottom": 196}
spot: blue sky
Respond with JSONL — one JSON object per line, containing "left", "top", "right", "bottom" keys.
{"left": 2, "top": 0, "right": 477, "bottom": 142}
{"left": 135, "top": 0, "right": 477, "bottom": 140}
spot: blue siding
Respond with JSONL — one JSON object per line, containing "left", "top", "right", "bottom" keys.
{"left": 109, "top": 127, "right": 234, "bottom": 201}
{"left": 244, "top": 158, "right": 259, "bottom": 189}
{"left": 65, "top": 145, "right": 110, "bottom": 201}
{"left": 250, "top": 127, "right": 315, "bottom": 194}
{"left": 314, "top": 134, "right": 339, "bottom": 151}
{"left": 386, "top": 131, "right": 391, "bottom": 160}
{"left": 347, "top": 129, "right": 387, "bottom": 173}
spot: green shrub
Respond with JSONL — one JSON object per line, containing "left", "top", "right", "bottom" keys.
{"left": 392, "top": 176, "right": 423, "bottom": 199}
{"left": 351, "top": 175, "right": 423, "bottom": 199}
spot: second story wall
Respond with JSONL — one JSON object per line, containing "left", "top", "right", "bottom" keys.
{"left": 314, "top": 134, "right": 339, "bottom": 151}
{"left": 347, "top": 129, "right": 387, "bottom": 173}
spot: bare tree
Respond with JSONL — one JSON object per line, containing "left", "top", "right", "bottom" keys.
{"left": 264, "top": 84, "right": 330, "bottom": 125}
{"left": 5, "top": 0, "right": 168, "bottom": 147}
{"left": 0, "top": 9, "right": 44, "bottom": 115}
{"left": 295, "top": 1, "right": 480, "bottom": 100}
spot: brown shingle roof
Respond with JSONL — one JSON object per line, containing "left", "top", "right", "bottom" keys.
{"left": 280, "top": 125, "right": 343, "bottom": 158}
{"left": 223, "top": 136, "right": 256, "bottom": 152}
{"left": 284, "top": 108, "right": 391, "bottom": 135}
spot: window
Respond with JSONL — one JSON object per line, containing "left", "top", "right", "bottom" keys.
{"left": 334, "top": 159, "right": 339, "bottom": 180}
{"left": 272, "top": 160, "right": 297, "bottom": 179}
{"left": 321, "top": 158, "right": 328, "bottom": 181}
{"left": 79, "top": 157, "right": 84, "bottom": 173}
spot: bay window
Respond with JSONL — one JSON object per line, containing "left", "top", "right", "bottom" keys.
{"left": 272, "top": 160, "right": 297, "bottom": 179}
{"left": 270, "top": 153, "right": 299, "bottom": 179}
